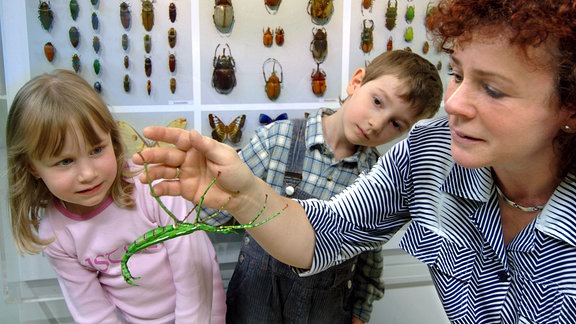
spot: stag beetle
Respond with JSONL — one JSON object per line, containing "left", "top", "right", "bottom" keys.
{"left": 385, "top": 0, "right": 398, "bottom": 31}
{"left": 361, "top": 19, "right": 374, "bottom": 54}
{"left": 311, "top": 63, "right": 326, "bottom": 96}
{"left": 263, "top": 58, "right": 283, "bottom": 101}
{"left": 310, "top": 27, "right": 328, "bottom": 64}
{"left": 213, "top": 0, "right": 234, "bottom": 34}
{"left": 212, "top": 44, "right": 236, "bottom": 94}
{"left": 307, "top": 0, "right": 333, "bottom": 25}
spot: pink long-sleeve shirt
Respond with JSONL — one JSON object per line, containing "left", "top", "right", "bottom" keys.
{"left": 39, "top": 177, "right": 226, "bottom": 323}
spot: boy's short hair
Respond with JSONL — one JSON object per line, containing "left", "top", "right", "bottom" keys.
{"left": 363, "top": 50, "right": 443, "bottom": 119}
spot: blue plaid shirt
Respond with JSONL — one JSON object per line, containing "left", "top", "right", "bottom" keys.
{"left": 236, "top": 108, "right": 385, "bottom": 322}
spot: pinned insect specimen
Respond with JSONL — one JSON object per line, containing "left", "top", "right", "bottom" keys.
{"left": 124, "top": 55, "right": 130, "bottom": 69}
{"left": 263, "top": 27, "right": 273, "bottom": 47}
{"left": 405, "top": 4, "right": 415, "bottom": 23}
{"left": 93, "top": 36, "right": 100, "bottom": 54}
{"left": 385, "top": 0, "right": 398, "bottom": 31}
{"left": 259, "top": 112, "right": 288, "bottom": 125}
{"left": 70, "top": 0, "right": 79, "bottom": 21}
{"left": 144, "top": 34, "right": 152, "bottom": 53}
{"left": 422, "top": 41, "right": 429, "bottom": 54}
{"left": 361, "top": 0, "right": 373, "bottom": 15}
{"left": 208, "top": 114, "right": 246, "bottom": 144}
{"left": 93, "top": 59, "right": 101, "bottom": 75}
{"left": 38, "top": 1, "right": 54, "bottom": 31}
{"left": 387, "top": 36, "right": 393, "bottom": 51}
{"left": 147, "top": 80, "right": 152, "bottom": 96}
{"left": 144, "top": 57, "right": 152, "bottom": 77}
{"left": 121, "top": 157, "right": 286, "bottom": 286}
{"left": 141, "top": 0, "right": 154, "bottom": 31}
{"left": 120, "top": 2, "right": 131, "bottom": 30}
{"left": 72, "top": 54, "right": 81, "bottom": 73}
{"left": 169, "top": 2, "right": 177, "bottom": 22}
{"left": 275, "top": 28, "right": 284, "bottom": 46}
{"left": 361, "top": 19, "right": 374, "bottom": 54}
{"left": 311, "top": 63, "right": 326, "bottom": 96}
{"left": 44, "top": 42, "right": 55, "bottom": 62}
{"left": 123, "top": 74, "right": 131, "bottom": 92}
{"left": 265, "top": 0, "right": 281, "bottom": 14}
{"left": 404, "top": 26, "right": 414, "bottom": 42}
{"left": 170, "top": 77, "right": 176, "bottom": 94}
{"left": 122, "top": 33, "right": 130, "bottom": 51}
{"left": 69, "top": 26, "right": 80, "bottom": 48}
{"left": 307, "top": 0, "right": 334, "bottom": 25}
{"left": 92, "top": 12, "right": 99, "bottom": 31}
{"left": 212, "top": 44, "right": 236, "bottom": 94}
{"left": 117, "top": 118, "right": 187, "bottom": 155}
{"left": 310, "top": 27, "right": 328, "bottom": 64}
{"left": 213, "top": 0, "right": 234, "bottom": 34}
{"left": 93, "top": 81, "right": 102, "bottom": 93}
{"left": 169, "top": 53, "right": 176, "bottom": 73}
{"left": 168, "top": 28, "right": 177, "bottom": 48}
{"left": 91, "top": 0, "right": 99, "bottom": 8}
{"left": 263, "top": 58, "right": 283, "bottom": 101}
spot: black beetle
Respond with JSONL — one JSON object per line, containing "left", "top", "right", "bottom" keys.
{"left": 169, "top": 2, "right": 177, "bottom": 23}
{"left": 212, "top": 43, "right": 236, "bottom": 94}
{"left": 310, "top": 27, "right": 327, "bottom": 63}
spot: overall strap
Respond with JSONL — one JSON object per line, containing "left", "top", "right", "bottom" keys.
{"left": 283, "top": 118, "right": 312, "bottom": 198}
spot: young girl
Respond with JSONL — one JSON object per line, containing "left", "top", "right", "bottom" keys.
{"left": 6, "top": 69, "right": 226, "bottom": 323}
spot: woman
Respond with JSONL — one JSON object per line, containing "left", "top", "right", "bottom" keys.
{"left": 134, "top": 0, "right": 576, "bottom": 322}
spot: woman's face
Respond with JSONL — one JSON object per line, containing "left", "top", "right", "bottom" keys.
{"left": 445, "top": 34, "right": 569, "bottom": 172}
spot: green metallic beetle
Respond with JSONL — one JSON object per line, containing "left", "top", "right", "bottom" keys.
{"left": 121, "top": 156, "right": 286, "bottom": 286}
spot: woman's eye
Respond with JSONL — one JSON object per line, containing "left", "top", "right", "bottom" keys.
{"left": 447, "top": 69, "right": 463, "bottom": 84}
{"left": 483, "top": 84, "right": 505, "bottom": 99}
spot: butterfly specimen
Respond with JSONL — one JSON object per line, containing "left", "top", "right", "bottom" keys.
{"left": 208, "top": 114, "right": 246, "bottom": 144}
{"left": 258, "top": 112, "right": 288, "bottom": 125}
{"left": 117, "top": 118, "right": 187, "bottom": 155}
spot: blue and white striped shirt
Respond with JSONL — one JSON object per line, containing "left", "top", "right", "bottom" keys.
{"left": 299, "top": 117, "right": 576, "bottom": 323}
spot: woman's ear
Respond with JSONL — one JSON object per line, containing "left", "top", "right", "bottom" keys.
{"left": 562, "top": 110, "right": 576, "bottom": 133}
{"left": 346, "top": 68, "right": 366, "bottom": 96}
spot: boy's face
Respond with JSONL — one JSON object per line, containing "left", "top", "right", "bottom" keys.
{"left": 342, "top": 71, "right": 420, "bottom": 147}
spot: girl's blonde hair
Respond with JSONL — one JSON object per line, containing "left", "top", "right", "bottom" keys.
{"left": 6, "top": 69, "right": 135, "bottom": 254}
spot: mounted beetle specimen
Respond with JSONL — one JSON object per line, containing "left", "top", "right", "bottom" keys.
{"left": 147, "top": 80, "right": 152, "bottom": 96}
{"left": 387, "top": 36, "right": 393, "bottom": 51}
{"left": 38, "top": 1, "right": 54, "bottom": 31}
{"left": 361, "top": 19, "right": 374, "bottom": 54}
{"left": 212, "top": 43, "right": 236, "bottom": 94}
{"left": 91, "top": 0, "right": 99, "bottom": 8}
{"left": 124, "top": 55, "right": 130, "bottom": 69}
{"left": 44, "top": 42, "right": 55, "bottom": 62}
{"left": 275, "top": 27, "right": 284, "bottom": 46}
{"left": 70, "top": 0, "right": 79, "bottom": 21}
{"left": 92, "top": 36, "right": 100, "bottom": 53}
{"left": 120, "top": 2, "right": 131, "bottom": 30}
{"left": 422, "top": 41, "right": 429, "bottom": 54}
{"left": 385, "top": 0, "right": 398, "bottom": 31}
{"left": 213, "top": 0, "right": 234, "bottom": 34}
{"left": 69, "top": 26, "right": 80, "bottom": 48}
{"left": 141, "top": 0, "right": 154, "bottom": 31}
{"left": 307, "top": 0, "right": 334, "bottom": 25}
{"left": 361, "top": 0, "right": 373, "bottom": 15}
{"left": 93, "top": 81, "right": 102, "bottom": 93}
{"left": 263, "top": 27, "right": 273, "bottom": 47}
{"left": 72, "top": 54, "right": 81, "bottom": 73}
{"left": 93, "top": 59, "right": 101, "bottom": 75}
{"left": 311, "top": 63, "right": 326, "bottom": 96}
{"left": 404, "top": 26, "right": 414, "bottom": 42}
{"left": 168, "top": 28, "right": 177, "bottom": 48}
{"left": 169, "top": 2, "right": 177, "bottom": 22}
{"left": 92, "top": 12, "right": 99, "bottom": 31}
{"left": 123, "top": 74, "right": 130, "bottom": 92}
{"left": 144, "top": 34, "right": 152, "bottom": 53}
{"left": 263, "top": 58, "right": 283, "bottom": 101}
{"left": 265, "top": 0, "right": 281, "bottom": 14}
{"left": 169, "top": 53, "right": 176, "bottom": 73}
{"left": 310, "top": 27, "right": 328, "bottom": 64}
{"left": 170, "top": 77, "right": 176, "bottom": 94}
{"left": 122, "top": 33, "right": 130, "bottom": 51}
{"left": 405, "top": 4, "right": 415, "bottom": 23}
{"left": 144, "top": 57, "right": 152, "bottom": 77}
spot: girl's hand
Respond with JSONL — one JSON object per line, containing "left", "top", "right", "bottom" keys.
{"left": 132, "top": 126, "right": 255, "bottom": 211}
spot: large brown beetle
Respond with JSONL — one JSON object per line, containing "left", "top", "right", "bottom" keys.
{"left": 310, "top": 27, "right": 328, "bottom": 64}
{"left": 263, "top": 27, "right": 273, "bottom": 47}
{"left": 141, "top": 0, "right": 154, "bottom": 32}
{"left": 311, "top": 63, "right": 326, "bottom": 96}
{"left": 361, "top": 19, "right": 374, "bottom": 54}
{"left": 213, "top": 0, "right": 234, "bottom": 34}
{"left": 264, "top": 0, "right": 281, "bottom": 14}
{"left": 144, "top": 56, "right": 152, "bottom": 77}
{"left": 307, "top": 0, "right": 333, "bottom": 25}
{"left": 275, "top": 27, "right": 285, "bottom": 46}
{"left": 212, "top": 44, "right": 236, "bottom": 94}
{"left": 38, "top": 1, "right": 54, "bottom": 31}
{"left": 169, "top": 2, "right": 177, "bottom": 23}
{"left": 262, "top": 58, "right": 283, "bottom": 101}
{"left": 120, "top": 2, "right": 131, "bottom": 30}
{"left": 44, "top": 42, "right": 55, "bottom": 62}
{"left": 385, "top": 0, "right": 398, "bottom": 31}
{"left": 169, "top": 53, "right": 176, "bottom": 73}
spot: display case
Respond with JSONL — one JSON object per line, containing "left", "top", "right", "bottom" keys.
{"left": 1, "top": 0, "right": 447, "bottom": 322}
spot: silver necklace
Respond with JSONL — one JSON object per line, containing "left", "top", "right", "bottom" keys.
{"left": 495, "top": 186, "right": 545, "bottom": 212}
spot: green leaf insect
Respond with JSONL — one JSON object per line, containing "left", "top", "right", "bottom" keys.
{"left": 121, "top": 154, "right": 287, "bottom": 286}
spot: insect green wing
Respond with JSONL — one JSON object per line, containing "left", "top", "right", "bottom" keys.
{"left": 121, "top": 155, "right": 286, "bottom": 286}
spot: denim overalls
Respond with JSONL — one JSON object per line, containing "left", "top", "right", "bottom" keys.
{"left": 226, "top": 119, "right": 358, "bottom": 324}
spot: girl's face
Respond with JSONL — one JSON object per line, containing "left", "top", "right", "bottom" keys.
{"left": 445, "top": 35, "right": 570, "bottom": 171}
{"left": 342, "top": 70, "right": 419, "bottom": 147}
{"left": 30, "top": 125, "right": 118, "bottom": 215}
